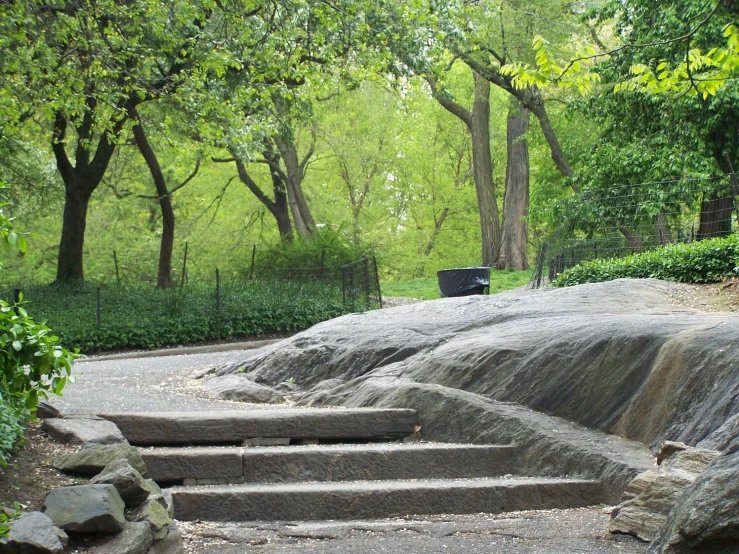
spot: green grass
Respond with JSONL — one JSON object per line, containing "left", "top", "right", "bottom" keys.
{"left": 382, "top": 269, "right": 533, "bottom": 300}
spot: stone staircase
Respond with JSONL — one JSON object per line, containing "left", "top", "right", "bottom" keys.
{"left": 100, "top": 409, "right": 606, "bottom": 522}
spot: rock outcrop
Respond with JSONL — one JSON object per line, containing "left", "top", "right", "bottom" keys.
{"left": 216, "top": 279, "right": 739, "bottom": 450}
{"left": 609, "top": 443, "right": 719, "bottom": 541}
{"left": 202, "top": 374, "right": 285, "bottom": 404}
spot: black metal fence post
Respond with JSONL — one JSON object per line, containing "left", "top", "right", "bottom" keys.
{"left": 113, "top": 250, "right": 121, "bottom": 284}
{"left": 249, "top": 245, "right": 256, "bottom": 279}
{"left": 372, "top": 255, "right": 382, "bottom": 308}
{"left": 12, "top": 288, "right": 20, "bottom": 315}
{"left": 363, "top": 257, "right": 371, "bottom": 309}
{"left": 215, "top": 268, "right": 221, "bottom": 341}
{"left": 180, "top": 242, "right": 189, "bottom": 288}
{"left": 342, "top": 266, "right": 346, "bottom": 305}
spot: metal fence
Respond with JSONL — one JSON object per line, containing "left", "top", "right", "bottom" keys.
{"left": 0, "top": 255, "right": 382, "bottom": 351}
{"left": 530, "top": 174, "right": 739, "bottom": 287}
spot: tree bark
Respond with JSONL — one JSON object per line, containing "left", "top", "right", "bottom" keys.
{"left": 470, "top": 72, "right": 501, "bottom": 266}
{"left": 698, "top": 193, "right": 733, "bottom": 239}
{"left": 499, "top": 101, "right": 530, "bottom": 271}
{"left": 274, "top": 134, "right": 316, "bottom": 238}
{"left": 429, "top": 69, "right": 500, "bottom": 267}
{"left": 618, "top": 225, "right": 645, "bottom": 252}
{"left": 131, "top": 116, "right": 175, "bottom": 288}
{"left": 53, "top": 105, "right": 130, "bottom": 283}
{"left": 416, "top": 207, "right": 450, "bottom": 277}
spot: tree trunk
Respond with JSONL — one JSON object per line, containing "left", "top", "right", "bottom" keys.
{"left": 263, "top": 146, "right": 293, "bottom": 242}
{"left": 131, "top": 117, "right": 175, "bottom": 288}
{"left": 56, "top": 187, "right": 93, "bottom": 282}
{"left": 698, "top": 193, "right": 733, "bottom": 239}
{"left": 499, "top": 101, "right": 530, "bottom": 271}
{"left": 274, "top": 135, "right": 316, "bottom": 238}
{"left": 470, "top": 72, "right": 501, "bottom": 267}
{"left": 416, "top": 207, "right": 450, "bottom": 277}
{"left": 618, "top": 225, "right": 645, "bottom": 252}
{"left": 52, "top": 107, "right": 128, "bottom": 283}
{"left": 655, "top": 213, "right": 672, "bottom": 245}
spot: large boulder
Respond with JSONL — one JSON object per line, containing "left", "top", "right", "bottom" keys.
{"left": 215, "top": 279, "right": 739, "bottom": 449}
{"left": 89, "top": 459, "right": 151, "bottom": 507}
{"left": 202, "top": 374, "right": 285, "bottom": 404}
{"left": 0, "top": 511, "right": 67, "bottom": 554}
{"left": 54, "top": 443, "right": 147, "bottom": 477}
{"left": 609, "top": 443, "right": 719, "bottom": 541}
{"left": 42, "top": 416, "right": 127, "bottom": 446}
{"left": 43, "top": 484, "right": 126, "bottom": 534}
{"left": 647, "top": 448, "right": 739, "bottom": 553}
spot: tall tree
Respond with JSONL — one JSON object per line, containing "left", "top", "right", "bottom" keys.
{"left": 499, "top": 100, "right": 530, "bottom": 270}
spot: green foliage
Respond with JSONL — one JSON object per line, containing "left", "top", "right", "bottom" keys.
{"left": 0, "top": 397, "right": 23, "bottom": 470}
{"left": 382, "top": 269, "right": 533, "bottom": 300}
{"left": 552, "top": 236, "right": 739, "bottom": 287}
{"left": 18, "top": 279, "right": 359, "bottom": 353}
{"left": 254, "top": 229, "right": 356, "bottom": 272}
{"left": 0, "top": 501, "right": 25, "bottom": 539}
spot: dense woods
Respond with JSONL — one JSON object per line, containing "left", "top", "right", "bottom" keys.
{"left": 1, "top": 0, "right": 738, "bottom": 286}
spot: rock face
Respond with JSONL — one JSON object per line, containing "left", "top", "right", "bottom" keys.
{"left": 215, "top": 279, "right": 739, "bottom": 450}
{"left": 54, "top": 443, "right": 147, "bottom": 477}
{"left": 42, "top": 417, "right": 127, "bottom": 446}
{"left": 647, "top": 448, "right": 739, "bottom": 553}
{"left": 43, "top": 484, "right": 126, "bottom": 533}
{"left": 89, "top": 459, "right": 151, "bottom": 507}
{"left": 609, "top": 443, "right": 719, "bottom": 541}
{"left": 202, "top": 374, "right": 285, "bottom": 404}
{"left": 0, "top": 511, "right": 68, "bottom": 554}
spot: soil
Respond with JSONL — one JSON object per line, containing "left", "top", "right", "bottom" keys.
{"left": 0, "top": 421, "right": 81, "bottom": 513}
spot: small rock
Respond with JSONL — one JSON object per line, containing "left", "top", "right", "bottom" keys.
{"left": 89, "top": 521, "right": 153, "bottom": 554}
{"left": 610, "top": 445, "right": 720, "bottom": 542}
{"left": 43, "top": 484, "right": 126, "bottom": 534}
{"left": 130, "top": 499, "right": 172, "bottom": 540}
{"left": 203, "top": 374, "right": 285, "bottom": 404}
{"left": 0, "top": 511, "right": 67, "bottom": 554}
{"left": 89, "top": 459, "right": 150, "bottom": 507}
{"left": 146, "top": 522, "right": 184, "bottom": 554}
{"left": 656, "top": 441, "right": 689, "bottom": 465}
{"left": 42, "top": 417, "right": 127, "bottom": 446}
{"left": 36, "top": 402, "right": 62, "bottom": 419}
{"left": 54, "top": 444, "right": 147, "bottom": 477}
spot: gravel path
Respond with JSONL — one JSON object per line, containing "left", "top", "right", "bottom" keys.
{"left": 50, "top": 348, "right": 297, "bottom": 414}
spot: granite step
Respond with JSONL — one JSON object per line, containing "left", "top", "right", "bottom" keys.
{"left": 101, "top": 408, "right": 418, "bottom": 446}
{"left": 141, "top": 443, "right": 518, "bottom": 484}
{"left": 170, "top": 477, "right": 605, "bottom": 521}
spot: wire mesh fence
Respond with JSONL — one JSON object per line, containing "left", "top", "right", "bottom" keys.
{"left": 530, "top": 174, "right": 739, "bottom": 287}
{"left": 1, "top": 256, "right": 382, "bottom": 352}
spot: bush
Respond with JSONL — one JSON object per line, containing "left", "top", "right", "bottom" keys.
{"left": 17, "top": 277, "right": 366, "bottom": 353}
{"left": 552, "top": 235, "right": 739, "bottom": 287}
{"left": 253, "top": 228, "right": 357, "bottom": 272}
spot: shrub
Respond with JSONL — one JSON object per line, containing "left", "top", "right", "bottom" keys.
{"left": 552, "top": 235, "right": 739, "bottom": 287}
{"left": 253, "top": 228, "right": 357, "bottom": 272}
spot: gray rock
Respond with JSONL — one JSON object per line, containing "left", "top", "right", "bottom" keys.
{"left": 146, "top": 522, "right": 184, "bottom": 554}
{"left": 648, "top": 449, "right": 739, "bottom": 553}
{"left": 54, "top": 443, "right": 147, "bottom": 477}
{"left": 89, "top": 459, "right": 151, "bottom": 507}
{"left": 610, "top": 445, "right": 720, "bottom": 542}
{"left": 0, "top": 511, "right": 67, "bottom": 554}
{"left": 35, "top": 402, "right": 62, "bottom": 419}
{"left": 43, "top": 484, "right": 126, "bottom": 534}
{"left": 697, "top": 413, "right": 739, "bottom": 453}
{"left": 42, "top": 417, "right": 127, "bottom": 446}
{"left": 216, "top": 279, "right": 739, "bottom": 450}
{"left": 130, "top": 498, "right": 173, "bottom": 540}
{"left": 89, "top": 521, "right": 153, "bottom": 554}
{"left": 202, "top": 374, "right": 285, "bottom": 404}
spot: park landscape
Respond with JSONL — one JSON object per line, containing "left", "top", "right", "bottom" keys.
{"left": 1, "top": 0, "right": 739, "bottom": 553}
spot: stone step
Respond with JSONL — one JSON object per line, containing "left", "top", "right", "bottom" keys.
{"left": 170, "top": 477, "right": 605, "bottom": 521}
{"left": 141, "top": 443, "right": 517, "bottom": 484}
{"left": 101, "top": 409, "right": 418, "bottom": 446}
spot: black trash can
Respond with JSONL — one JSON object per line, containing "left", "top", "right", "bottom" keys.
{"left": 437, "top": 267, "right": 491, "bottom": 298}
